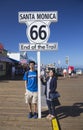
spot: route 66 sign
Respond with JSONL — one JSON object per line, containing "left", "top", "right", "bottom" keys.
{"left": 26, "top": 21, "right": 50, "bottom": 43}
{"left": 18, "top": 11, "right": 58, "bottom": 44}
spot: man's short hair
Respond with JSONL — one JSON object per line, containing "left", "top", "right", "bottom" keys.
{"left": 29, "top": 60, "right": 35, "bottom": 65}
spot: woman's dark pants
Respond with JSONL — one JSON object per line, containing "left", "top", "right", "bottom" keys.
{"left": 46, "top": 100, "right": 56, "bottom": 116}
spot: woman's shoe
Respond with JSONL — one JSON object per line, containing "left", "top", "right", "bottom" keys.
{"left": 49, "top": 115, "right": 55, "bottom": 120}
{"left": 46, "top": 114, "right": 51, "bottom": 119}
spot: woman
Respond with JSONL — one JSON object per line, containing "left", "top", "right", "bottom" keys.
{"left": 41, "top": 69, "right": 60, "bottom": 120}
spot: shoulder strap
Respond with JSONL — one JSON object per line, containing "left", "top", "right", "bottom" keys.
{"left": 25, "top": 71, "right": 28, "bottom": 75}
{"left": 25, "top": 71, "right": 28, "bottom": 81}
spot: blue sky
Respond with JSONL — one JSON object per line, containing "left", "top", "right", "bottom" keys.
{"left": 0, "top": 0, "right": 83, "bottom": 67}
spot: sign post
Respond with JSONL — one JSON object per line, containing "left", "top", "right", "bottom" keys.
{"left": 65, "top": 56, "right": 69, "bottom": 66}
{"left": 37, "top": 51, "right": 41, "bottom": 118}
{"left": 18, "top": 11, "right": 58, "bottom": 118}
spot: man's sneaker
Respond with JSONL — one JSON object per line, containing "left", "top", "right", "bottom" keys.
{"left": 28, "top": 112, "right": 33, "bottom": 118}
{"left": 32, "top": 112, "right": 38, "bottom": 119}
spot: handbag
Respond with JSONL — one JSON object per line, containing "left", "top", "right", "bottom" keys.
{"left": 49, "top": 91, "right": 60, "bottom": 100}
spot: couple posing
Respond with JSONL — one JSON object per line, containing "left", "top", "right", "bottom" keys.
{"left": 23, "top": 61, "right": 60, "bottom": 120}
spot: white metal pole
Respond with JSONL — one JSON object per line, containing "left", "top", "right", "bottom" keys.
{"left": 37, "top": 51, "right": 41, "bottom": 118}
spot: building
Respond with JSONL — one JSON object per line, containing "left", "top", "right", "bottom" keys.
{"left": 7, "top": 52, "right": 28, "bottom": 64}
{"left": 7, "top": 52, "right": 20, "bottom": 61}
{"left": 0, "top": 44, "right": 13, "bottom": 76}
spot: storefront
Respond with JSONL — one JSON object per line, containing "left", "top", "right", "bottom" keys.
{"left": 0, "top": 56, "right": 13, "bottom": 76}
{"left": 0, "top": 44, "right": 13, "bottom": 77}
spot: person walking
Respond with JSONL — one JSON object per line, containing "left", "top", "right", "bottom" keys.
{"left": 41, "top": 69, "right": 60, "bottom": 120}
{"left": 68, "top": 67, "right": 72, "bottom": 78}
{"left": 23, "top": 61, "right": 38, "bottom": 119}
{"left": 63, "top": 68, "right": 67, "bottom": 78}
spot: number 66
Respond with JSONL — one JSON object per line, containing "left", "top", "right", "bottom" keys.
{"left": 27, "top": 21, "right": 50, "bottom": 43}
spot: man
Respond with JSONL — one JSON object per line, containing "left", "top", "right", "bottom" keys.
{"left": 23, "top": 61, "right": 38, "bottom": 119}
